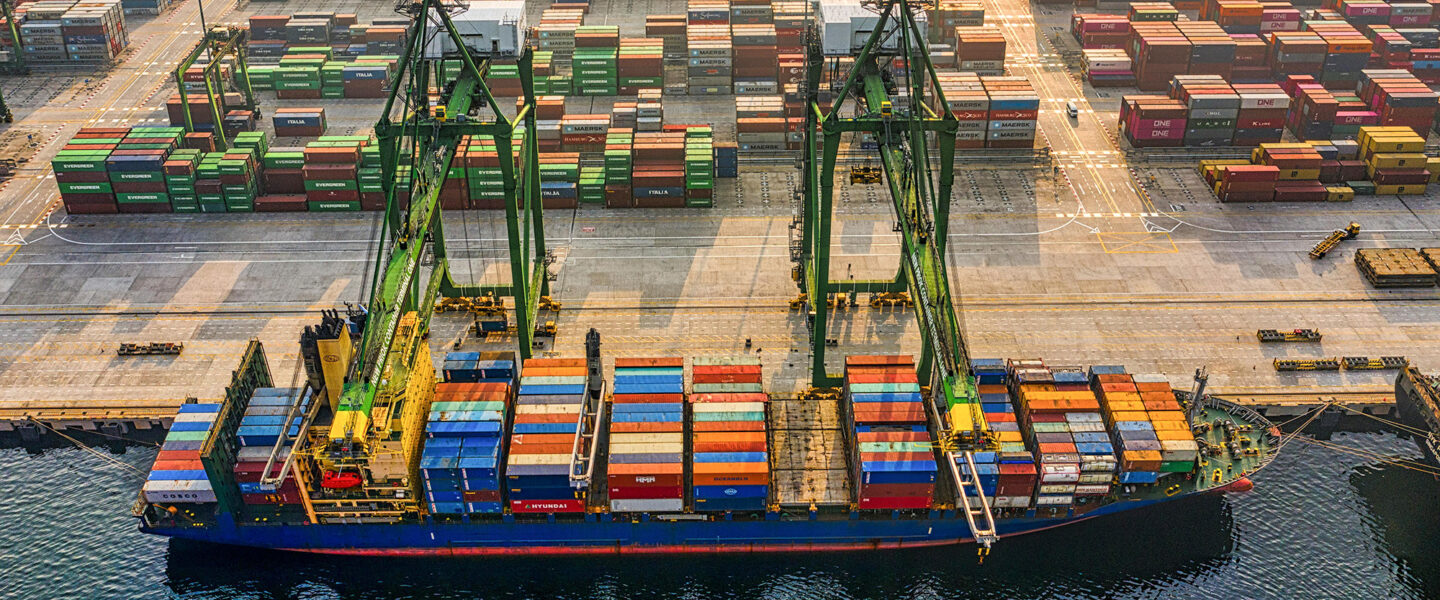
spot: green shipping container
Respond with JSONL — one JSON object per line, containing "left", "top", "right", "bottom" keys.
{"left": 58, "top": 182, "right": 113, "bottom": 194}
{"left": 115, "top": 192, "right": 169, "bottom": 204}
{"left": 309, "top": 200, "right": 361, "bottom": 212}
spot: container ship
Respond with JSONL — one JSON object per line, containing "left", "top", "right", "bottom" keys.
{"left": 133, "top": 327, "right": 1278, "bottom": 556}
{"left": 1395, "top": 367, "right": 1440, "bottom": 465}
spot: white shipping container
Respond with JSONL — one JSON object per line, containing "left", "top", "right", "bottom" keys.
{"left": 142, "top": 479, "right": 216, "bottom": 504}
{"left": 611, "top": 498, "right": 685, "bottom": 512}
{"left": 1036, "top": 494, "right": 1073, "bottom": 506}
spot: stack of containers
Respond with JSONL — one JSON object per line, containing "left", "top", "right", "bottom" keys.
{"left": 608, "top": 358, "right": 686, "bottom": 513}
{"left": 1269, "top": 31, "right": 1327, "bottom": 81}
{"left": 1412, "top": 48, "right": 1440, "bottom": 84}
{"left": 1229, "top": 34, "right": 1271, "bottom": 83}
{"left": 1368, "top": 25, "right": 1414, "bottom": 71}
{"left": 1071, "top": 13, "right": 1130, "bottom": 49}
{"left": 1258, "top": 143, "right": 1328, "bottom": 200}
{"left": 689, "top": 356, "right": 769, "bottom": 512}
{"left": 637, "top": 89, "right": 664, "bottom": 131}
{"left": 732, "top": 23, "right": 778, "bottom": 93}
{"left": 561, "top": 113, "right": 609, "bottom": 152}
{"left": 573, "top": 26, "right": 619, "bottom": 96}
{"left": 773, "top": 1, "right": 808, "bottom": 52}
{"left": 971, "top": 359, "right": 1037, "bottom": 511}
{"left": 303, "top": 138, "right": 363, "bottom": 212}
{"left": 60, "top": 0, "right": 127, "bottom": 63}
{"left": 235, "top": 388, "right": 304, "bottom": 450}
{"left": 19, "top": 3, "right": 69, "bottom": 64}
{"left": 460, "top": 134, "right": 504, "bottom": 210}
{"left": 341, "top": 59, "right": 390, "bottom": 98}
{"left": 1129, "top": 2, "right": 1180, "bottom": 21}
{"left": 684, "top": 125, "right": 715, "bottom": 207}
{"left": 934, "top": 73, "right": 989, "bottom": 148}
{"left": 142, "top": 402, "right": 221, "bottom": 505}
{"left": 107, "top": 126, "right": 177, "bottom": 214}
{"left": 273, "top": 107, "right": 326, "bottom": 138}
{"left": 234, "top": 388, "right": 308, "bottom": 508}
{"left": 54, "top": 127, "right": 125, "bottom": 212}
{"left": 507, "top": 358, "right": 588, "bottom": 514}
{"left": 1092, "top": 367, "right": 1163, "bottom": 485}
{"left": 688, "top": 6, "right": 733, "bottom": 96}
{"left": 1169, "top": 75, "right": 1240, "bottom": 147}
{"left": 618, "top": 37, "right": 664, "bottom": 94}
{"left": 983, "top": 76, "right": 1039, "bottom": 149}
{"left": 1130, "top": 374, "right": 1197, "bottom": 475}
{"left": 1131, "top": 22, "right": 1191, "bottom": 90}
{"left": 843, "top": 356, "right": 937, "bottom": 511}
{"left": 1310, "top": 22, "right": 1372, "bottom": 90}
{"left": 1358, "top": 69, "right": 1440, "bottom": 136}
{"left": 1208, "top": 163, "right": 1281, "bottom": 201}
{"left": 539, "top": 152, "right": 581, "bottom": 209}
{"left": 274, "top": 53, "right": 324, "bottom": 100}
{"left": 1119, "top": 95, "right": 1187, "bottom": 147}
{"left": 537, "top": 7, "right": 582, "bottom": 67}
{"left": 1009, "top": 362, "right": 1111, "bottom": 509}
{"left": 645, "top": 14, "right": 688, "bottom": 59}
{"left": 164, "top": 149, "right": 201, "bottom": 212}
{"left": 604, "top": 128, "right": 634, "bottom": 207}
{"left": 730, "top": 0, "right": 772, "bottom": 25}
{"left": 261, "top": 146, "right": 305, "bottom": 197}
{"left": 1177, "top": 21, "right": 1237, "bottom": 79}
{"left": 1287, "top": 77, "right": 1342, "bottom": 139}
{"left": 1083, "top": 49, "right": 1135, "bottom": 86}
{"left": 1232, "top": 83, "right": 1289, "bottom": 145}
{"left": 736, "top": 96, "right": 788, "bottom": 153}
{"left": 633, "top": 130, "right": 687, "bottom": 207}
{"left": 953, "top": 26, "right": 1005, "bottom": 74}
{"left": 1360, "top": 125, "right": 1429, "bottom": 195}
{"left": 218, "top": 145, "right": 260, "bottom": 212}
{"left": 934, "top": 1, "right": 986, "bottom": 43}
{"left": 1202, "top": 0, "right": 1263, "bottom": 33}
{"left": 193, "top": 153, "right": 224, "bottom": 213}
{"left": 421, "top": 378, "right": 512, "bottom": 515}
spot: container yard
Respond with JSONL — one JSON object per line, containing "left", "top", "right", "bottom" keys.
{"left": 3, "top": 0, "right": 1440, "bottom": 573}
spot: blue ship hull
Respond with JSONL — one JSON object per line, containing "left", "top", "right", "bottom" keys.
{"left": 141, "top": 491, "right": 1210, "bottom": 556}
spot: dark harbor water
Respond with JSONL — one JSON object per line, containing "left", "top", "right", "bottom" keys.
{"left": 3, "top": 431, "right": 1438, "bottom": 600}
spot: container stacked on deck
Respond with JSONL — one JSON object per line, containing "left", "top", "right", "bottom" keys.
{"left": 460, "top": 133, "right": 508, "bottom": 210}
{"left": 1358, "top": 69, "right": 1440, "bottom": 136}
{"left": 540, "top": 151, "right": 581, "bottom": 209}
{"left": 608, "top": 358, "right": 686, "bottom": 513}
{"left": 1092, "top": 367, "right": 1196, "bottom": 484}
{"left": 143, "top": 402, "right": 222, "bottom": 504}
{"left": 689, "top": 356, "right": 769, "bottom": 512}
{"left": 421, "top": 358, "right": 514, "bottom": 515}
{"left": 1072, "top": 14, "right": 1130, "bottom": 49}
{"left": 273, "top": 107, "right": 326, "bottom": 138}
{"left": 1119, "top": 95, "right": 1187, "bottom": 147}
{"left": 1228, "top": 34, "right": 1271, "bottom": 83}
{"left": 971, "top": 359, "right": 1037, "bottom": 510}
{"left": 273, "top": 53, "right": 324, "bottom": 100}
{"left": 1009, "top": 360, "right": 1115, "bottom": 509}
{"left": 1359, "top": 125, "right": 1429, "bottom": 194}
{"left": 631, "top": 130, "right": 686, "bottom": 207}
{"left": 303, "top": 138, "right": 365, "bottom": 212}
{"left": 573, "top": 26, "right": 619, "bottom": 96}
{"left": 234, "top": 388, "right": 307, "bottom": 507}
{"left": 18, "top": 2, "right": 69, "bottom": 63}
{"left": 843, "top": 356, "right": 937, "bottom": 511}
{"left": 1202, "top": 0, "right": 1262, "bottom": 33}
{"left": 934, "top": 73, "right": 988, "bottom": 148}
{"left": 982, "top": 76, "right": 1038, "bottom": 149}
{"left": 953, "top": 26, "right": 1005, "bottom": 74}
{"left": 732, "top": 22, "right": 777, "bottom": 94}
{"left": 508, "top": 358, "right": 588, "bottom": 514}
{"left": 618, "top": 37, "right": 664, "bottom": 94}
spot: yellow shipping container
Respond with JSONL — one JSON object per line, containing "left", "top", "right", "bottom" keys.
{"left": 1150, "top": 410, "right": 1188, "bottom": 421}
{"left": 1278, "top": 168, "right": 1321, "bottom": 181}
{"left": 1426, "top": 157, "right": 1440, "bottom": 177}
{"left": 1375, "top": 183, "right": 1428, "bottom": 196}
{"left": 1155, "top": 429, "right": 1194, "bottom": 441}
{"left": 1151, "top": 420, "right": 1190, "bottom": 431}
{"left": 1112, "top": 410, "right": 1150, "bottom": 422}
{"left": 1106, "top": 400, "right": 1145, "bottom": 412}
{"left": 1325, "top": 186, "right": 1354, "bottom": 202}
{"left": 1367, "top": 152, "right": 1428, "bottom": 170}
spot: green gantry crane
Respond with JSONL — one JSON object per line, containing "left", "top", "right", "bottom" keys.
{"left": 172, "top": 25, "right": 258, "bottom": 149}
{"left": 795, "top": 0, "right": 998, "bottom": 549}
{"left": 326, "top": 0, "right": 546, "bottom": 456}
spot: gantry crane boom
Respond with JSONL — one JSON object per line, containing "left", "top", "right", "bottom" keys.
{"left": 329, "top": 0, "right": 546, "bottom": 445}
{"left": 798, "top": 0, "right": 997, "bottom": 548}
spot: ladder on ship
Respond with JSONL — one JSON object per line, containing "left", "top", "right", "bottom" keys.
{"left": 795, "top": 0, "right": 1000, "bottom": 550}
{"left": 568, "top": 329, "right": 608, "bottom": 490}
